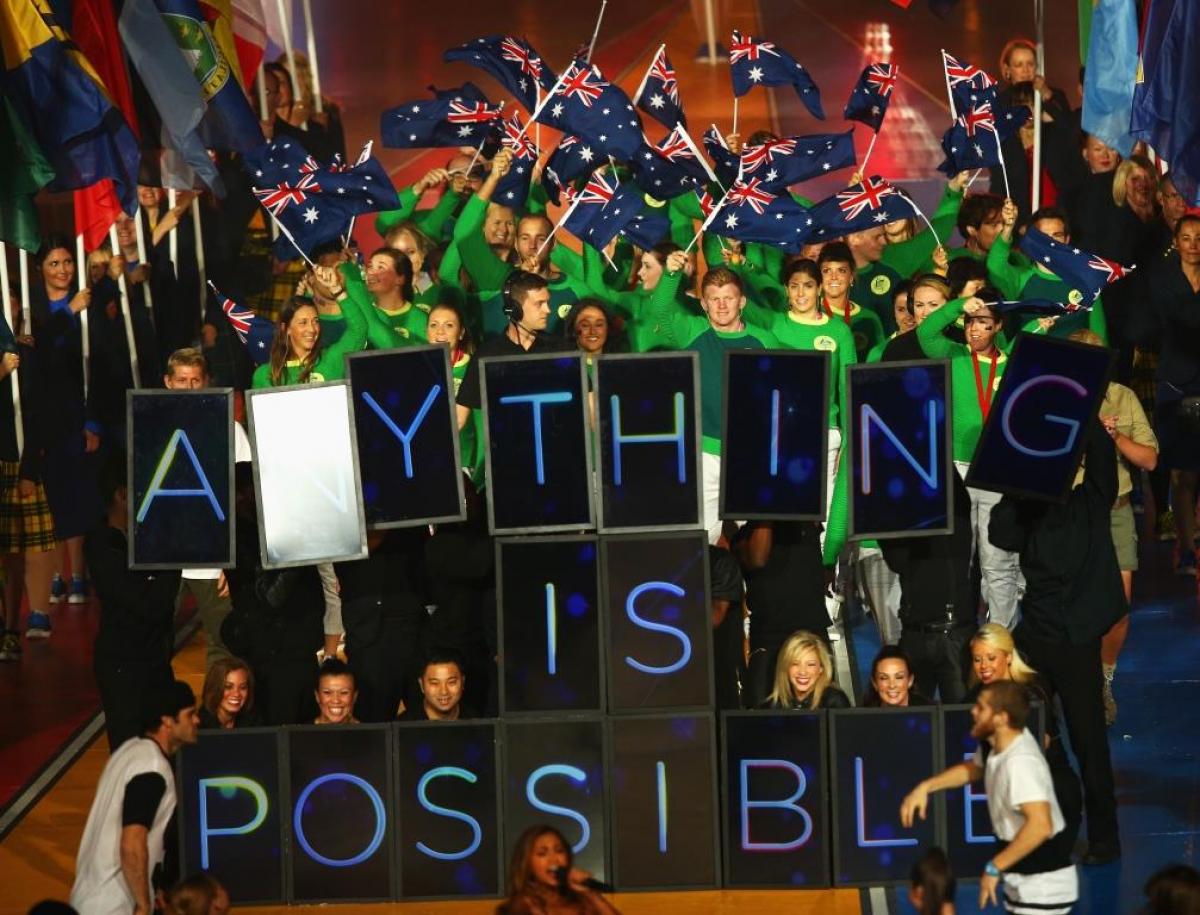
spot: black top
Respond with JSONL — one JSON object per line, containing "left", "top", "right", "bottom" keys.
{"left": 761, "top": 684, "right": 851, "bottom": 711}
{"left": 198, "top": 706, "right": 262, "bottom": 731}
{"left": 1129, "top": 253, "right": 1200, "bottom": 392}
{"left": 988, "top": 419, "right": 1126, "bottom": 644}
{"left": 738, "top": 521, "right": 827, "bottom": 645}
{"left": 335, "top": 529, "right": 429, "bottom": 653}
{"left": 397, "top": 703, "right": 477, "bottom": 722}
{"left": 455, "top": 331, "right": 574, "bottom": 410}
{"left": 86, "top": 526, "right": 181, "bottom": 663}
{"left": 0, "top": 341, "right": 48, "bottom": 479}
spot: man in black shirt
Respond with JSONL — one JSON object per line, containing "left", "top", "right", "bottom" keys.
{"left": 400, "top": 650, "right": 475, "bottom": 721}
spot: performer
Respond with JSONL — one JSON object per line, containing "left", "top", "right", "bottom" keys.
{"left": 497, "top": 825, "right": 622, "bottom": 915}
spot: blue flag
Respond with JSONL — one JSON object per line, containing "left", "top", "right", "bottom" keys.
{"left": 740, "top": 131, "right": 856, "bottom": 191}
{"left": 940, "top": 49, "right": 996, "bottom": 118}
{"left": 380, "top": 94, "right": 504, "bottom": 149}
{"left": 710, "top": 177, "right": 811, "bottom": 251}
{"left": 703, "top": 124, "right": 740, "bottom": 186}
{"left": 536, "top": 61, "right": 644, "bottom": 162}
{"left": 560, "top": 169, "right": 621, "bottom": 242}
{"left": 584, "top": 183, "right": 670, "bottom": 251}
{"left": 542, "top": 134, "right": 601, "bottom": 205}
{"left": 844, "top": 63, "right": 899, "bottom": 132}
{"left": 633, "top": 45, "right": 686, "bottom": 130}
{"left": 443, "top": 35, "right": 557, "bottom": 112}
{"left": 210, "top": 281, "right": 272, "bottom": 365}
{"left": 630, "top": 125, "right": 710, "bottom": 199}
{"left": 1082, "top": 0, "right": 1139, "bottom": 157}
{"left": 1018, "top": 227, "right": 1136, "bottom": 306}
{"left": 805, "top": 175, "right": 920, "bottom": 241}
{"left": 937, "top": 93, "right": 1029, "bottom": 174}
{"left": 730, "top": 30, "right": 823, "bottom": 119}
{"left": 493, "top": 113, "right": 539, "bottom": 209}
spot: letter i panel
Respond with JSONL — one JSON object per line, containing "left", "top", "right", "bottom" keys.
{"left": 284, "top": 725, "right": 396, "bottom": 903}
{"left": 480, "top": 353, "right": 595, "bottom": 533}
{"left": 595, "top": 352, "right": 704, "bottom": 532}
{"left": 606, "top": 713, "right": 719, "bottom": 890}
{"left": 721, "top": 711, "right": 830, "bottom": 888}
{"left": 830, "top": 708, "right": 940, "bottom": 886}
{"left": 128, "top": 389, "right": 235, "bottom": 569}
{"left": 846, "top": 359, "right": 954, "bottom": 540}
{"left": 497, "top": 537, "right": 604, "bottom": 715}
{"left": 346, "top": 346, "right": 466, "bottom": 529}
{"left": 176, "top": 729, "right": 285, "bottom": 904}
{"left": 394, "top": 721, "right": 502, "bottom": 899}
{"left": 502, "top": 718, "right": 610, "bottom": 884}
{"left": 601, "top": 533, "right": 714, "bottom": 713}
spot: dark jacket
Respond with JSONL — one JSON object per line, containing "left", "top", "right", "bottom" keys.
{"left": 1128, "top": 253, "right": 1200, "bottom": 391}
{"left": 86, "top": 525, "right": 181, "bottom": 662}
{"left": 0, "top": 341, "right": 49, "bottom": 480}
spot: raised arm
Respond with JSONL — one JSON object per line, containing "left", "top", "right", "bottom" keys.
{"left": 986, "top": 199, "right": 1030, "bottom": 300}
{"left": 916, "top": 295, "right": 968, "bottom": 359}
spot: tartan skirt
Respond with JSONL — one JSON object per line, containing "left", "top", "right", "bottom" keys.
{"left": 0, "top": 461, "right": 58, "bottom": 553}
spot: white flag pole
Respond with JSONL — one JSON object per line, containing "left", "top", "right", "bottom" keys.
{"left": 191, "top": 196, "right": 207, "bottom": 327}
{"left": 685, "top": 188, "right": 731, "bottom": 253}
{"left": 76, "top": 233, "right": 90, "bottom": 401}
{"left": 18, "top": 248, "right": 31, "bottom": 336}
{"left": 584, "top": 0, "right": 609, "bottom": 65}
{"left": 1031, "top": 0, "right": 1045, "bottom": 211}
{"left": 167, "top": 188, "right": 179, "bottom": 277}
{"left": 631, "top": 44, "right": 664, "bottom": 107}
{"left": 515, "top": 67, "right": 572, "bottom": 145}
{"left": 0, "top": 243, "right": 23, "bottom": 456}
{"left": 108, "top": 224, "right": 141, "bottom": 389}
{"left": 275, "top": 0, "right": 306, "bottom": 131}
{"left": 257, "top": 63, "right": 270, "bottom": 121}
{"left": 677, "top": 123, "right": 722, "bottom": 189}
{"left": 133, "top": 206, "right": 154, "bottom": 311}
{"left": 860, "top": 130, "right": 881, "bottom": 176}
{"left": 301, "top": 0, "right": 323, "bottom": 114}
{"left": 731, "top": 96, "right": 739, "bottom": 138}
{"left": 940, "top": 49, "right": 957, "bottom": 119}
{"left": 703, "top": 0, "right": 718, "bottom": 66}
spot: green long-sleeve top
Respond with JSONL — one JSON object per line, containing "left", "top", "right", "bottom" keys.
{"left": 251, "top": 275, "right": 368, "bottom": 388}
{"left": 822, "top": 298, "right": 885, "bottom": 360}
{"left": 450, "top": 352, "right": 486, "bottom": 488}
{"left": 851, "top": 260, "right": 905, "bottom": 334}
{"left": 647, "top": 269, "right": 779, "bottom": 454}
{"left": 338, "top": 261, "right": 426, "bottom": 351}
{"left": 880, "top": 183, "right": 964, "bottom": 278}
{"left": 986, "top": 234, "right": 1108, "bottom": 342}
{"left": 374, "top": 185, "right": 464, "bottom": 242}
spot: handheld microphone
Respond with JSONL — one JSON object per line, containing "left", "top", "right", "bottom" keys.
{"left": 554, "top": 867, "right": 614, "bottom": 894}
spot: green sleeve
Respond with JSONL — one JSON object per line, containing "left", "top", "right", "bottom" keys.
{"left": 551, "top": 244, "right": 585, "bottom": 281}
{"left": 414, "top": 189, "right": 463, "bottom": 241}
{"left": 881, "top": 187, "right": 963, "bottom": 277}
{"left": 251, "top": 362, "right": 271, "bottom": 389}
{"left": 745, "top": 243, "right": 783, "bottom": 278}
{"left": 834, "top": 321, "right": 856, "bottom": 435}
{"left": 668, "top": 194, "right": 701, "bottom": 248}
{"left": 985, "top": 234, "right": 1032, "bottom": 300}
{"left": 916, "top": 296, "right": 966, "bottom": 358}
{"left": 671, "top": 191, "right": 704, "bottom": 221}
{"left": 374, "top": 186, "right": 418, "bottom": 238}
{"left": 322, "top": 267, "right": 371, "bottom": 371}
{"left": 866, "top": 338, "right": 887, "bottom": 363}
{"left": 452, "top": 194, "right": 487, "bottom": 243}
{"left": 822, "top": 457, "right": 848, "bottom": 566}
{"left": 645, "top": 269, "right": 707, "bottom": 349}
{"left": 525, "top": 180, "right": 549, "bottom": 216}
{"left": 339, "top": 261, "right": 399, "bottom": 351}
{"left": 580, "top": 244, "right": 642, "bottom": 318}
{"left": 930, "top": 183, "right": 963, "bottom": 242}
{"left": 1089, "top": 295, "right": 1108, "bottom": 344}
{"left": 437, "top": 241, "right": 464, "bottom": 297}
{"left": 730, "top": 261, "right": 787, "bottom": 313}
{"left": 457, "top": 195, "right": 514, "bottom": 292}
{"left": 859, "top": 309, "right": 885, "bottom": 352}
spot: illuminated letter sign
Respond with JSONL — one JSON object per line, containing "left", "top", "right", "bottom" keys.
{"left": 198, "top": 777, "right": 268, "bottom": 869}
{"left": 481, "top": 354, "right": 593, "bottom": 532}
{"left": 129, "top": 390, "right": 234, "bottom": 568}
{"left": 720, "top": 351, "right": 829, "bottom": 520}
{"left": 596, "top": 353, "right": 702, "bottom": 531}
{"left": 847, "top": 360, "right": 953, "bottom": 540}
{"left": 347, "top": 347, "right": 465, "bottom": 529}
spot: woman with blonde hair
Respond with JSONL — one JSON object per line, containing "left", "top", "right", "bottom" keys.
{"left": 967, "top": 622, "right": 1037, "bottom": 688}
{"left": 763, "top": 630, "right": 850, "bottom": 710}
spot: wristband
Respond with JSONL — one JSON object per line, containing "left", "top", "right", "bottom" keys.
{"left": 984, "top": 861, "right": 1002, "bottom": 878}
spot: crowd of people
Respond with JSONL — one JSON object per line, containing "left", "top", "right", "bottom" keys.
{"left": 4, "top": 27, "right": 1198, "bottom": 915}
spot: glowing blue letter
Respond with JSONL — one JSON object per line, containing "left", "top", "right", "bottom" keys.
{"left": 855, "top": 757, "right": 918, "bottom": 848}
{"left": 624, "top": 581, "right": 692, "bottom": 675}
{"left": 609, "top": 392, "right": 687, "bottom": 485}
{"left": 198, "top": 777, "right": 268, "bottom": 869}
{"left": 860, "top": 401, "right": 939, "bottom": 495}
{"left": 1001, "top": 375, "right": 1086, "bottom": 458}
{"left": 545, "top": 582, "right": 557, "bottom": 675}
{"left": 499, "top": 391, "right": 574, "bottom": 484}
{"left": 416, "top": 767, "right": 483, "bottom": 861}
{"left": 526, "top": 764, "right": 591, "bottom": 853}
{"left": 293, "top": 773, "right": 387, "bottom": 867}
{"left": 739, "top": 760, "right": 813, "bottom": 852}
{"left": 361, "top": 385, "right": 441, "bottom": 478}
{"left": 656, "top": 760, "right": 668, "bottom": 853}
{"left": 962, "top": 753, "right": 995, "bottom": 845}
{"left": 769, "top": 389, "right": 781, "bottom": 476}
{"left": 136, "top": 429, "right": 225, "bottom": 522}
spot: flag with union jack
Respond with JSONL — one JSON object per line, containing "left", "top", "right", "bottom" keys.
{"left": 740, "top": 130, "right": 856, "bottom": 191}
{"left": 702, "top": 124, "right": 741, "bottom": 186}
{"left": 379, "top": 90, "right": 504, "bottom": 149}
{"left": 844, "top": 63, "right": 900, "bottom": 131}
{"left": 804, "top": 174, "right": 919, "bottom": 240}
{"left": 633, "top": 45, "right": 687, "bottom": 130}
{"left": 583, "top": 182, "right": 671, "bottom": 251}
{"left": 629, "top": 125, "right": 712, "bottom": 199}
{"left": 537, "top": 61, "right": 645, "bottom": 161}
{"left": 443, "top": 36, "right": 558, "bottom": 111}
{"left": 542, "top": 134, "right": 602, "bottom": 205}
{"left": 711, "top": 176, "right": 810, "bottom": 251}
{"left": 941, "top": 50, "right": 996, "bottom": 117}
{"left": 493, "top": 113, "right": 540, "bottom": 208}
{"left": 559, "top": 168, "right": 620, "bottom": 241}
{"left": 730, "top": 30, "right": 824, "bottom": 119}
{"left": 1018, "top": 227, "right": 1135, "bottom": 306}
{"left": 208, "top": 281, "right": 274, "bottom": 363}
{"left": 937, "top": 96, "right": 1029, "bottom": 175}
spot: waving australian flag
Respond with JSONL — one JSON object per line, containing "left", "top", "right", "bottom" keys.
{"left": 730, "top": 30, "right": 824, "bottom": 119}
{"left": 630, "top": 125, "right": 712, "bottom": 199}
{"left": 741, "top": 131, "right": 856, "bottom": 191}
{"left": 710, "top": 177, "right": 810, "bottom": 251}
{"left": 559, "top": 169, "right": 621, "bottom": 242}
{"left": 380, "top": 93, "right": 504, "bottom": 149}
{"left": 703, "top": 125, "right": 741, "bottom": 187}
{"left": 844, "top": 63, "right": 900, "bottom": 131}
{"left": 1019, "top": 227, "right": 1135, "bottom": 306}
{"left": 444, "top": 36, "right": 557, "bottom": 112}
{"left": 633, "top": 45, "right": 687, "bottom": 130}
{"left": 938, "top": 94, "right": 1029, "bottom": 174}
{"left": 941, "top": 50, "right": 997, "bottom": 116}
{"left": 209, "top": 282, "right": 273, "bottom": 364}
{"left": 585, "top": 183, "right": 671, "bottom": 251}
{"left": 542, "top": 134, "right": 603, "bottom": 205}
{"left": 537, "top": 61, "right": 644, "bottom": 161}
{"left": 804, "top": 175, "right": 919, "bottom": 240}
{"left": 493, "top": 113, "right": 540, "bottom": 209}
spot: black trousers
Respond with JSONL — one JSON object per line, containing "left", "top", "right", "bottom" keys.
{"left": 95, "top": 656, "right": 173, "bottom": 751}
{"left": 899, "top": 623, "right": 974, "bottom": 703}
{"left": 1014, "top": 628, "right": 1120, "bottom": 851}
{"left": 345, "top": 605, "right": 427, "bottom": 722}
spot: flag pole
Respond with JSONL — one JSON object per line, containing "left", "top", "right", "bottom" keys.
{"left": 860, "top": 130, "right": 881, "bottom": 176}
{"left": 18, "top": 248, "right": 31, "bottom": 335}
{"left": 167, "top": 188, "right": 179, "bottom": 277}
{"left": 585, "top": 0, "right": 609, "bottom": 64}
{"left": 0, "top": 244, "right": 23, "bottom": 456}
{"left": 994, "top": 129, "right": 1012, "bottom": 199}
{"left": 108, "top": 224, "right": 141, "bottom": 389}
{"left": 678, "top": 123, "right": 723, "bottom": 190}
{"left": 191, "top": 196, "right": 207, "bottom": 328}
{"left": 538, "top": 187, "right": 587, "bottom": 258}
{"left": 515, "top": 67, "right": 572, "bottom": 144}
{"left": 685, "top": 188, "right": 730, "bottom": 253}
{"left": 731, "top": 96, "right": 739, "bottom": 137}
{"left": 631, "top": 44, "right": 664, "bottom": 107}
{"left": 259, "top": 206, "right": 318, "bottom": 269}
{"left": 76, "top": 233, "right": 90, "bottom": 401}
{"left": 133, "top": 206, "right": 154, "bottom": 311}
{"left": 939, "top": 49, "right": 957, "bottom": 119}
{"left": 534, "top": 85, "right": 541, "bottom": 153}
{"left": 703, "top": 2, "right": 718, "bottom": 66}
{"left": 301, "top": 0, "right": 324, "bottom": 114}
{"left": 1030, "top": 0, "right": 1045, "bottom": 211}
{"left": 257, "top": 63, "right": 270, "bottom": 121}
{"left": 275, "top": 0, "right": 306, "bottom": 131}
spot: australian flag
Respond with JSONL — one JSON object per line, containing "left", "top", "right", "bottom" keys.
{"left": 844, "top": 63, "right": 900, "bottom": 131}
{"left": 703, "top": 125, "right": 741, "bottom": 187}
{"left": 730, "top": 30, "right": 824, "bottom": 119}
{"left": 537, "top": 61, "right": 644, "bottom": 161}
{"left": 246, "top": 139, "right": 399, "bottom": 258}
{"left": 560, "top": 169, "right": 621, "bottom": 241}
{"left": 493, "top": 113, "right": 540, "bottom": 208}
{"left": 630, "top": 125, "right": 711, "bottom": 199}
{"left": 710, "top": 177, "right": 810, "bottom": 251}
{"left": 209, "top": 282, "right": 273, "bottom": 363}
{"left": 938, "top": 94, "right": 1029, "bottom": 174}
{"left": 1018, "top": 227, "right": 1135, "bottom": 306}
{"left": 542, "top": 134, "right": 603, "bottom": 205}
{"left": 585, "top": 183, "right": 671, "bottom": 251}
{"left": 941, "top": 50, "right": 996, "bottom": 116}
{"left": 634, "top": 45, "right": 686, "bottom": 130}
{"left": 741, "top": 131, "right": 856, "bottom": 191}
{"left": 444, "top": 36, "right": 557, "bottom": 112}
{"left": 804, "top": 175, "right": 919, "bottom": 240}
{"left": 380, "top": 94, "right": 504, "bottom": 149}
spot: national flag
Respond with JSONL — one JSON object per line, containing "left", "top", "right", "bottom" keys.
{"left": 197, "top": 0, "right": 249, "bottom": 89}
{"left": 560, "top": 169, "right": 620, "bottom": 242}
{"left": 429, "top": 81, "right": 491, "bottom": 103}
{"left": 633, "top": 45, "right": 686, "bottom": 130}
{"left": 1018, "top": 227, "right": 1136, "bottom": 305}
{"left": 702, "top": 124, "right": 741, "bottom": 186}
{"left": 228, "top": 0, "right": 267, "bottom": 83}
{"left": 844, "top": 63, "right": 900, "bottom": 131}
{"left": 740, "top": 130, "right": 856, "bottom": 191}
{"left": 1081, "top": 0, "right": 1138, "bottom": 156}
{"left": 629, "top": 125, "right": 712, "bottom": 199}
{"left": 444, "top": 35, "right": 557, "bottom": 112}
{"left": 493, "top": 113, "right": 540, "bottom": 209}
{"left": 0, "top": 0, "right": 141, "bottom": 213}
{"left": 0, "top": 96, "right": 55, "bottom": 252}
{"left": 712, "top": 176, "right": 811, "bottom": 251}
{"left": 380, "top": 94, "right": 504, "bottom": 149}
{"left": 937, "top": 97, "right": 1029, "bottom": 175}
{"left": 804, "top": 175, "right": 919, "bottom": 240}
{"left": 584, "top": 183, "right": 671, "bottom": 251}
{"left": 729, "top": 30, "right": 824, "bottom": 119}
{"left": 537, "top": 61, "right": 645, "bottom": 161}
{"left": 541, "top": 134, "right": 601, "bottom": 205}
{"left": 210, "top": 281, "right": 273, "bottom": 363}
{"left": 941, "top": 50, "right": 996, "bottom": 117}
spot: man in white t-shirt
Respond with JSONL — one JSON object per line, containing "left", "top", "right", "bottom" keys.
{"left": 164, "top": 350, "right": 252, "bottom": 670}
{"left": 71, "top": 680, "right": 200, "bottom": 915}
{"left": 900, "top": 680, "right": 1078, "bottom": 913}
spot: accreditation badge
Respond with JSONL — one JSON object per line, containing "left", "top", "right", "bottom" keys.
{"left": 813, "top": 335, "right": 837, "bottom": 352}
{"left": 870, "top": 274, "right": 892, "bottom": 295}
{"left": 558, "top": 303, "right": 573, "bottom": 319}
{"left": 1067, "top": 289, "right": 1085, "bottom": 306}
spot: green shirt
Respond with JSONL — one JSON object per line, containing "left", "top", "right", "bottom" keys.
{"left": 822, "top": 299, "right": 885, "bottom": 360}
{"left": 852, "top": 261, "right": 904, "bottom": 334}
{"left": 252, "top": 278, "right": 368, "bottom": 388}
{"left": 880, "top": 183, "right": 964, "bottom": 278}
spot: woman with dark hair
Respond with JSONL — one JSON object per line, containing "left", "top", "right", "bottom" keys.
{"left": 364, "top": 247, "right": 428, "bottom": 342}
{"left": 497, "top": 825, "right": 621, "bottom": 915}
{"left": 564, "top": 298, "right": 627, "bottom": 359}
{"left": 165, "top": 872, "right": 230, "bottom": 915}
{"left": 909, "top": 847, "right": 956, "bottom": 915}
{"left": 251, "top": 265, "right": 367, "bottom": 388}
{"left": 862, "top": 646, "right": 930, "bottom": 707}
{"left": 198, "top": 657, "right": 259, "bottom": 730}
{"left": 578, "top": 241, "right": 693, "bottom": 352}
{"left": 1143, "top": 864, "right": 1200, "bottom": 915}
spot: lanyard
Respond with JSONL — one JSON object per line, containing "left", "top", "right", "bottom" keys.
{"left": 971, "top": 349, "right": 999, "bottom": 419}
{"left": 824, "top": 299, "right": 851, "bottom": 327}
